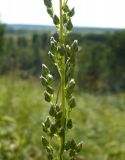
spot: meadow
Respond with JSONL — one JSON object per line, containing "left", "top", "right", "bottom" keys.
{"left": 0, "top": 76, "right": 125, "bottom": 160}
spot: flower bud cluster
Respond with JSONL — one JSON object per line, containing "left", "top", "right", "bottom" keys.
{"left": 62, "top": 2, "right": 75, "bottom": 32}
{"left": 41, "top": 103, "right": 64, "bottom": 159}
{"left": 40, "top": 64, "right": 54, "bottom": 103}
{"left": 42, "top": 136, "right": 53, "bottom": 160}
{"left": 65, "top": 139, "right": 83, "bottom": 159}
{"left": 42, "top": 104, "right": 64, "bottom": 137}
{"left": 44, "top": 0, "right": 59, "bottom": 27}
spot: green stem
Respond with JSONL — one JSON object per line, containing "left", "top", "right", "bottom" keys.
{"left": 59, "top": 0, "right": 66, "bottom": 160}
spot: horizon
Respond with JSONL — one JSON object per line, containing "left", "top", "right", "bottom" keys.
{"left": 6, "top": 23, "right": 125, "bottom": 30}
{"left": 0, "top": 0, "right": 125, "bottom": 29}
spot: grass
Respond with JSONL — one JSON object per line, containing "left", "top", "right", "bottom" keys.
{"left": 0, "top": 76, "right": 125, "bottom": 160}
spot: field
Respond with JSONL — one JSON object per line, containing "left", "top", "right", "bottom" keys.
{"left": 0, "top": 76, "right": 125, "bottom": 160}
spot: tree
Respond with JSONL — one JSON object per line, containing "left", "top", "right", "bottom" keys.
{"left": 0, "top": 23, "right": 5, "bottom": 54}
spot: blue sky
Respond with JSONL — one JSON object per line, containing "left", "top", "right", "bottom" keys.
{"left": 0, "top": 0, "right": 125, "bottom": 28}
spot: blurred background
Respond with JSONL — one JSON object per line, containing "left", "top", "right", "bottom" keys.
{"left": 0, "top": 0, "right": 125, "bottom": 160}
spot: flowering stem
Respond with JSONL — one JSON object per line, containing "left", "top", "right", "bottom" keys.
{"left": 59, "top": 0, "right": 66, "bottom": 159}
{"left": 42, "top": 0, "right": 83, "bottom": 159}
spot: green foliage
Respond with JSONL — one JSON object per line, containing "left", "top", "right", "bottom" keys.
{"left": 0, "top": 23, "right": 5, "bottom": 53}
{"left": 0, "top": 77, "right": 125, "bottom": 159}
{"left": 0, "top": 18, "right": 125, "bottom": 92}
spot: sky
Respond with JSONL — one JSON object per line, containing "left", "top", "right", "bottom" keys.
{"left": 0, "top": 0, "right": 125, "bottom": 28}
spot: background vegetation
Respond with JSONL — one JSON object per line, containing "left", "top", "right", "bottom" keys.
{"left": 0, "top": 23, "right": 125, "bottom": 159}
{"left": 1, "top": 24, "right": 125, "bottom": 92}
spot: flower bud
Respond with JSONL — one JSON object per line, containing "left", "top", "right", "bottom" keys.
{"left": 67, "top": 119, "right": 73, "bottom": 129}
{"left": 46, "top": 86, "right": 54, "bottom": 95}
{"left": 58, "top": 44, "right": 65, "bottom": 56}
{"left": 44, "top": 0, "right": 52, "bottom": 8}
{"left": 53, "top": 15, "right": 59, "bottom": 25}
{"left": 50, "top": 41, "right": 57, "bottom": 53}
{"left": 68, "top": 8, "right": 75, "bottom": 17}
{"left": 76, "top": 142, "right": 83, "bottom": 153}
{"left": 47, "top": 7, "right": 54, "bottom": 17}
{"left": 42, "top": 123, "right": 48, "bottom": 133}
{"left": 66, "top": 67, "right": 71, "bottom": 80}
{"left": 50, "top": 36, "right": 55, "bottom": 42}
{"left": 42, "top": 64, "right": 50, "bottom": 76}
{"left": 46, "top": 74, "right": 54, "bottom": 84}
{"left": 45, "top": 117, "right": 51, "bottom": 128}
{"left": 71, "top": 40, "right": 78, "bottom": 52}
{"left": 63, "top": 13, "right": 67, "bottom": 24}
{"left": 50, "top": 124, "right": 57, "bottom": 134}
{"left": 55, "top": 111, "right": 62, "bottom": 119}
{"left": 66, "top": 45, "right": 71, "bottom": 57}
{"left": 69, "top": 149, "right": 76, "bottom": 157}
{"left": 49, "top": 105, "right": 56, "bottom": 117}
{"left": 44, "top": 91, "right": 51, "bottom": 102}
{"left": 69, "top": 96, "right": 76, "bottom": 108}
{"left": 55, "top": 119, "right": 61, "bottom": 128}
{"left": 48, "top": 51, "right": 56, "bottom": 64}
{"left": 55, "top": 104, "right": 61, "bottom": 112}
{"left": 40, "top": 76, "right": 48, "bottom": 87}
{"left": 65, "top": 141, "right": 71, "bottom": 151}
{"left": 70, "top": 139, "right": 76, "bottom": 150}
{"left": 66, "top": 19, "right": 73, "bottom": 31}
{"left": 67, "top": 79, "right": 75, "bottom": 91}
{"left": 42, "top": 136, "right": 49, "bottom": 147}
{"left": 46, "top": 146, "right": 53, "bottom": 153}
{"left": 59, "top": 128, "right": 65, "bottom": 137}
{"left": 62, "top": 4, "right": 70, "bottom": 12}
{"left": 48, "top": 153, "right": 53, "bottom": 160}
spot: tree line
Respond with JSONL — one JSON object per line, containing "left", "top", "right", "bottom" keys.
{"left": 0, "top": 24, "right": 125, "bottom": 92}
